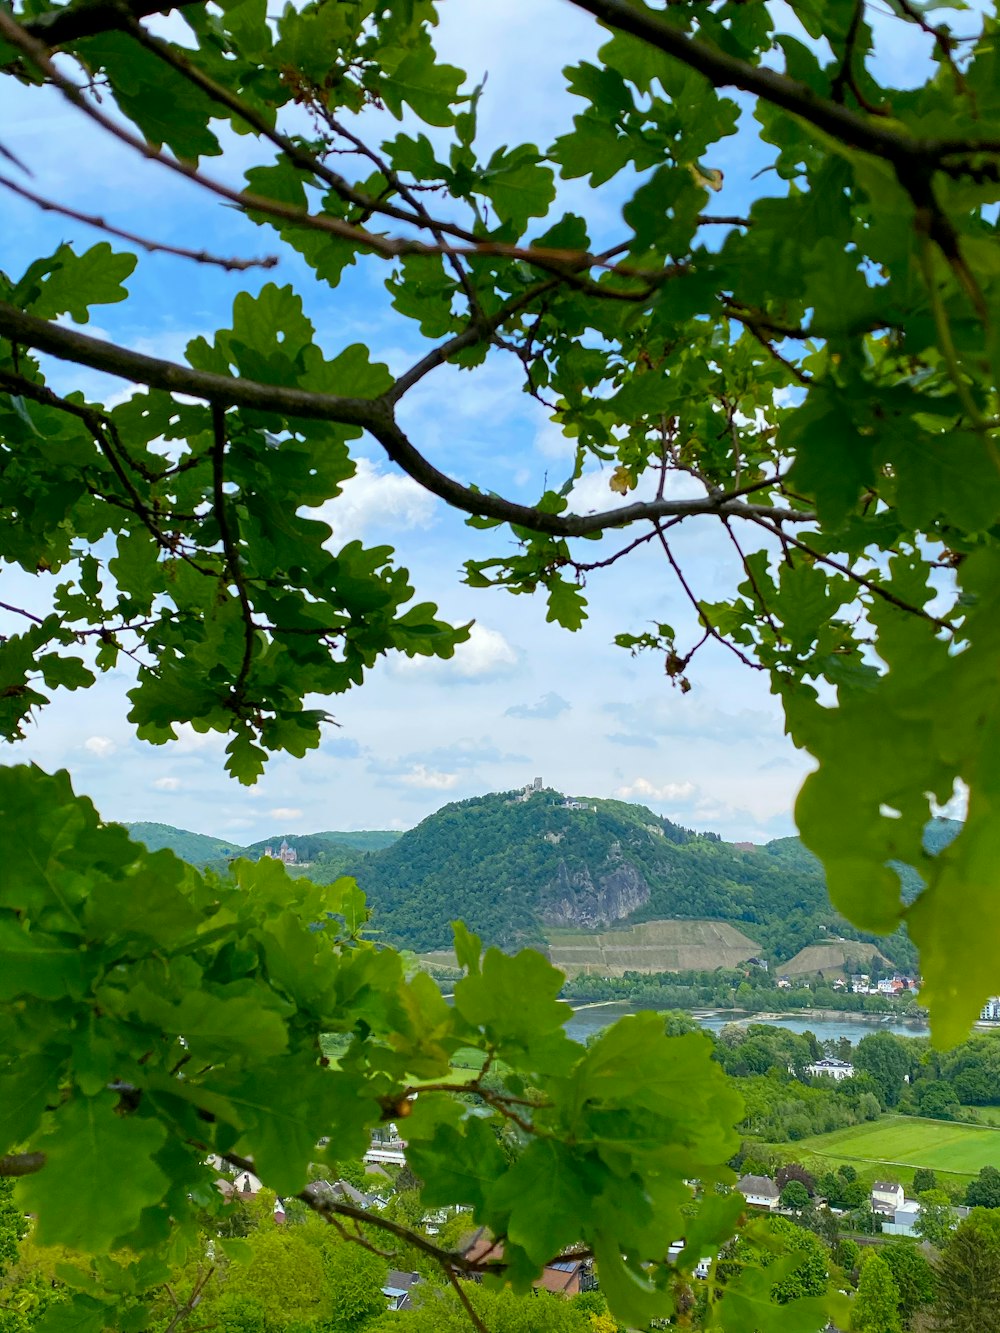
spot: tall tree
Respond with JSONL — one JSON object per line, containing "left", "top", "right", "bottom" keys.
{"left": 930, "top": 1208, "right": 1000, "bottom": 1333}
{"left": 851, "top": 1251, "right": 901, "bottom": 1333}
{"left": 911, "top": 1170, "right": 938, "bottom": 1198}
{"left": 965, "top": 1165, "right": 1000, "bottom": 1210}
{"left": 2, "top": 2, "right": 1000, "bottom": 1330}
{"left": 914, "top": 1191, "right": 956, "bottom": 1250}
{"left": 853, "top": 1033, "right": 912, "bottom": 1109}
{"left": 881, "top": 1243, "right": 936, "bottom": 1331}
{"left": 0, "top": 1181, "right": 26, "bottom": 1282}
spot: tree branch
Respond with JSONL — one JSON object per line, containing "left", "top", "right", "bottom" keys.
{"left": 0, "top": 173, "right": 279, "bottom": 272}
{"left": 0, "top": 1152, "right": 46, "bottom": 1176}
{"left": 0, "top": 302, "right": 817, "bottom": 540}
{"left": 19, "top": 0, "right": 201, "bottom": 47}
{"left": 444, "top": 1266, "right": 491, "bottom": 1333}
{"left": 565, "top": 0, "right": 999, "bottom": 167}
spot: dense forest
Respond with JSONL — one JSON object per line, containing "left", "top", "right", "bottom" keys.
{"left": 126, "top": 823, "right": 400, "bottom": 868}
{"left": 135, "top": 792, "right": 958, "bottom": 968}
{"left": 341, "top": 791, "right": 945, "bottom": 964}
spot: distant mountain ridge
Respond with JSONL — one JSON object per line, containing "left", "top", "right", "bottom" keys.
{"left": 123, "top": 822, "right": 400, "bottom": 867}
{"left": 124, "top": 796, "right": 961, "bottom": 969}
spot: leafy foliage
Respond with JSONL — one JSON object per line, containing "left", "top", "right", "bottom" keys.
{"left": 929, "top": 1208, "right": 1000, "bottom": 1332}
{"left": 851, "top": 1251, "right": 901, "bottom": 1333}
{"left": 4, "top": 0, "right": 1000, "bottom": 1328}
{"left": 327, "top": 789, "right": 918, "bottom": 963}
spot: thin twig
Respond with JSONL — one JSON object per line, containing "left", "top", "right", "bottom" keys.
{"left": 0, "top": 174, "right": 279, "bottom": 271}
{"left": 653, "top": 522, "right": 762, "bottom": 671}
{"left": 720, "top": 517, "right": 783, "bottom": 643}
{"left": 161, "top": 1267, "right": 214, "bottom": 1333}
{"left": 0, "top": 600, "right": 45, "bottom": 625}
{"left": 0, "top": 1152, "right": 46, "bottom": 1177}
{"left": 747, "top": 513, "right": 957, "bottom": 630}
{"left": 445, "top": 1266, "right": 491, "bottom": 1333}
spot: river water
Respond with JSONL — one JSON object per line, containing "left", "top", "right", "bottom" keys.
{"left": 565, "top": 1002, "right": 930, "bottom": 1046}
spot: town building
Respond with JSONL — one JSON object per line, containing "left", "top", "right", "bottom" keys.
{"left": 365, "top": 1125, "right": 407, "bottom": 1167}
{"left": 515, "top": 777, "right": 544, "bottom": 802}
{"left": 462, "top": 1229, "right": 595, "bottom": 1294}
{"left": 871, "top": 1181, "right": 906, "bottom": 1216}
{"left": 736, "top": 1175, "right": 780, "bottom": 1210}
{"left": 382, "top": 1270, "right": 422, "bottom": 1311}
{"left": 806, "top": 1057, "right": 855, "bottom": 1081}
{"left": 981, "top": 996, "right": 1000, "bottom": 1021}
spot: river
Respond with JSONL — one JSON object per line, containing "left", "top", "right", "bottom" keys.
{"left": 565, "top": 1002, "right": 930, "bottom": 1046}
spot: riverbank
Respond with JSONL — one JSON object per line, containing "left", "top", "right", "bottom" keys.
{"left": 566, "top": 1002, "right": 932, "bottom": 1045}
{"left": 717, "top": 1007, "right": 927, "bottom": 1025}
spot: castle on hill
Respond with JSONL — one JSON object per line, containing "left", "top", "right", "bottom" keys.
{"left": 263, "top": 838, "right": 297, "bottom": 866}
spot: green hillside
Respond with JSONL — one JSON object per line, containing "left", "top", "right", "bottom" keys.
{"left": 124, "top": 822, "right": 246, "bottom": 865}
{"left": 241, "top": 830, "right": 400, "bottom": 861}
{"left": 125, "top": 823, "right": 400, "bottom": 869}
{"left": 346, "top": 788, "right": 917, "bottom": 962}
{"left": 128, "top": 797, "right": 955, "bottom": 968}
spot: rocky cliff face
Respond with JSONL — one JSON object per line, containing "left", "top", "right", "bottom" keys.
{"left": 540, "top": 856, "right": 651, "bottom": 928}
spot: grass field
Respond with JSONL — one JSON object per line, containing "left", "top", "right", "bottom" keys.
{"left": 794, "top": 1115, "right": 1000, "bottom": 1177}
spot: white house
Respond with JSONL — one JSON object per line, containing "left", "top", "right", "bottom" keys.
{"left": 736, "top": 1175, "right": 780, "bottom": 1210}
{"left": 871, "top": 1181, "right": 905, "bottom": 1215}
{"left": 981, "top": 997, "right": 1000, "bottom": 1021}
{"left": 668, "top": 1241, "right": 712, "bottom": 1277}
{"left": 365, "top": 1125, "right": 407, "bottom": 1167}
{"left": 806, "top": 1057, "right": 854, "bottom": 1081}
{"left": 365, "top": 1143, "right": 407, "bottom": 1166}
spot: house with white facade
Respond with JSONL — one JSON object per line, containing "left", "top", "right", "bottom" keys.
{"left": 806, "top": 1057, "right": 854, "bottom": 1081}
{"left": 365, "top": 1124, "right": 407, "bottom": 1167}
{"left": 981, "top": 996, "right": 1000, "bottom": 1021}
{"left": 871, "top": 1181, "right": 905, "bottom": 1216}
{"left": 736, "top": 1175, "right": 780, "bottom": 1210}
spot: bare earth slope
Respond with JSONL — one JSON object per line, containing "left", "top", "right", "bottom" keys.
{"left": 781, "top": 941, "right": 890, "bottom": 979}
{"left": 547, "top": 919, "right": 762, "bottom": 977}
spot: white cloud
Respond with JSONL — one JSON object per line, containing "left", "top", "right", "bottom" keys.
{"left": 396, "top": 765, "right": 460, "bottom": 791}
{"left": 171, "top": 722, "right": 226, "bottom": 753}
{"left": 453, "top": 625, "right": 519, "bottom": 678}
{"left": 391, "top": 623, "right": 518, "bottom": 680}
{"left": 269, "top": 807, "right": 303, "bottom": 821}
{"left": 311, "top": 458, "right": 437, "bottom": 546}
{"left": 153, "top": 776, "right": 182, "bottom": 791}
{"left": 84, "top": 736, "right": 116, "bottom": 758}
{"left": 568, "top": 463, "right": 706, "bottom": 515}
{"left": 615, "top": 778, "right": 697, "bottom": 803}
{"left": 535, "top": 420, "right": 576, "bottom": 462}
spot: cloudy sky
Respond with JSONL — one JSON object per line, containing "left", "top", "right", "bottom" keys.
{"left": 0, "top": 1, "right": 944, "bottom": 844}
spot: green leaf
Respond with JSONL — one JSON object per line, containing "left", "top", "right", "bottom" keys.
{"left": 15, "top": 244, "right": 136, "bottom": 323}
{"left": 546, "top": 577, "right": 588, "bottom": 630}
{"left": 0, "top": 916, "right": 88, "bottom": 1001}
{"left": 22, "top": 1093, "right": 169, "bottom": 1250}
{"left": 0, "top": 1054, "right": 64, "bottom": 1156}
{"left": 489, "top": 1139, "right": 592, "bottom": 1266}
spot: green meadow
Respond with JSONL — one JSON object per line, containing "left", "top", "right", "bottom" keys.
{"left": 794, "top": 1115, "right": 1000, "bottom": 1179}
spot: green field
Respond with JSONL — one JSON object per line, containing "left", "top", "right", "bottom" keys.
{"left": 795, "top": 1115, "right": 1000, "bottom": 1177}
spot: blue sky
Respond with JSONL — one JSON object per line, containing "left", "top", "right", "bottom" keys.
{"left": 0, "top": 1, "right": 946, "bottom": 843}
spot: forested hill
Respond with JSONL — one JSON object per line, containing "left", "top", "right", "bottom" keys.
{"left": 127, "top": 798, "right": 960, "bottom": 966}
{"left": 123, "top": 822, "right": 399, "bottom": 867}
{"left": 345, "top": 791, "right": 957, "bottom": 962}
